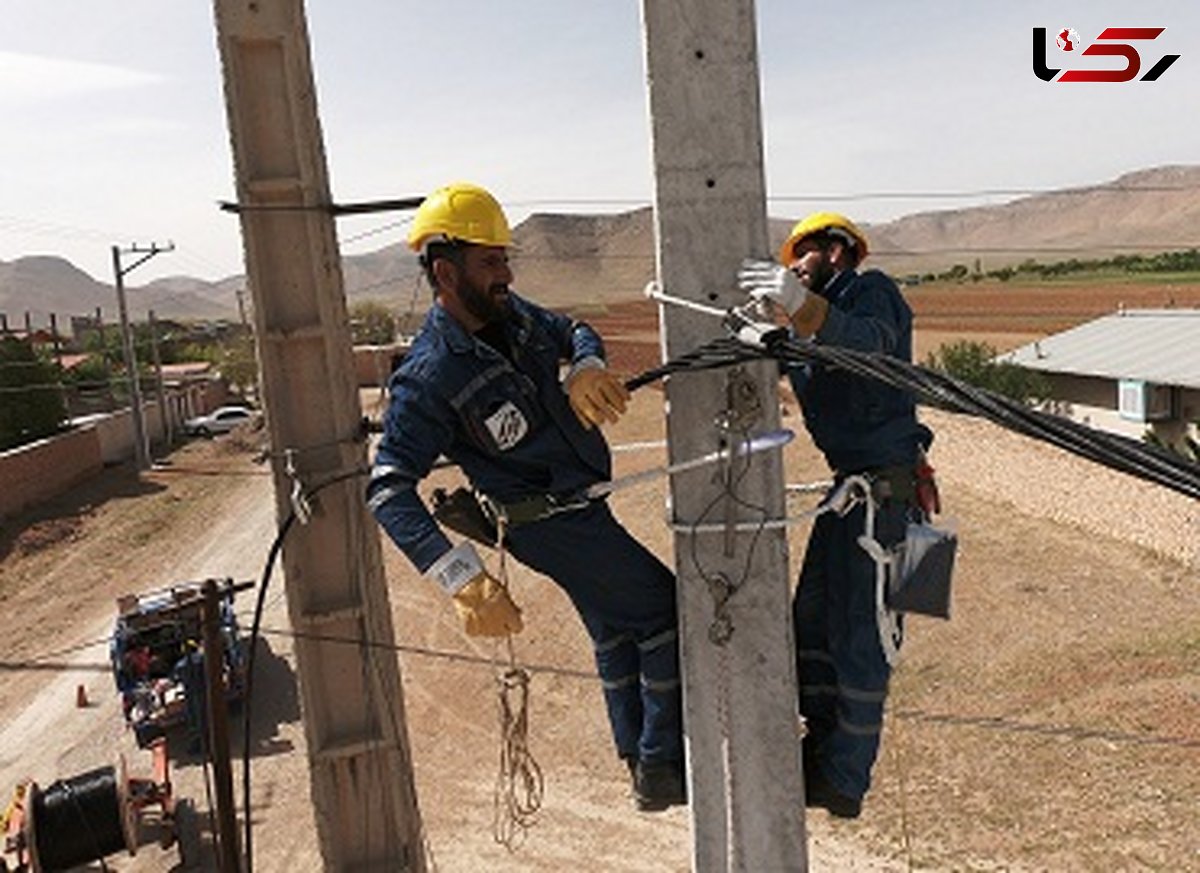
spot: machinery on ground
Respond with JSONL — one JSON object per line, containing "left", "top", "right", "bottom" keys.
{"left": 109, "top": 578, "right": 252, "bottom": 748}
{"left": 1, "top": 741, "right": 198, "bottom": 872}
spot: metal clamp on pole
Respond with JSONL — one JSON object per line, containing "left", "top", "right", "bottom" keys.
{"left": 645, "top": 282, "right": 789, "bottom": 349}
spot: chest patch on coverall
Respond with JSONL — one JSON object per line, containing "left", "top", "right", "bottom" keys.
{"left": 484, "top": 400, "right": 529, "bottom": 450}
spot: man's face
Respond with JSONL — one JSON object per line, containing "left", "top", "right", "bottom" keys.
{"left": 788, "top": 238, "right": 841, "bottom": 293}
{"left": 452, "top": 244, "right": 513, "bottom": 326}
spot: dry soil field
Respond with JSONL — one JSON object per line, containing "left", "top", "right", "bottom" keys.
{"left": 0, "top": 280, "right": 1196, "bottom": 871}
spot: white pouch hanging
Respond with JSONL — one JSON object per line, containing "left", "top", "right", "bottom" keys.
{"left": 888, "top": 519, "right": 958, "bottom": 619}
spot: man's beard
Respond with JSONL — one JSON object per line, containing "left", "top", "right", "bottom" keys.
{"left": 806, "top": 255, "right": 837, "bottom": 295}
{"left": 459, "top": 276, "right": 511, "bottom": 325}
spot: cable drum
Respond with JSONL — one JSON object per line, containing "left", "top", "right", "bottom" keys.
{"left": 27, "top": 758, "right": 137, "bottom": 872}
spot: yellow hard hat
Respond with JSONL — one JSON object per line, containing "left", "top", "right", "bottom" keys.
{"left": 777, "top": 211, "right": 869, "bottom": 265}
{"left": 407, "top": 182, "right": 512, "bottom": 252}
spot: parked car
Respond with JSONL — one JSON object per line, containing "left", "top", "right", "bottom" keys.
{"left": 183, "top": 405, "right": 255, "bottom": 437}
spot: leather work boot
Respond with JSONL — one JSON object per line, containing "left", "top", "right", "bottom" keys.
{"left": 623, "top": 756, "right": 638, "bottom": 785}
{"left": 634, "top": 760, "right": 687, "bottom": 812}
{"left": 803, "top": 770, "right": 862, "bottom": 819}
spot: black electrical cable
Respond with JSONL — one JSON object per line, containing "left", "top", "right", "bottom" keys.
{"left": 31, "top": 766, "right": 126, "bottom": 870}
{"left": 240, "top": 467, "right": 365, "bottom": 873}
{"left": 621, "top": 333, "right": 1200, "bottom": 500}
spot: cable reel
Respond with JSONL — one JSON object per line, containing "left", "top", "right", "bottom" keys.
{"left": 1, "top": 741, "right": 195, "bottom": 873}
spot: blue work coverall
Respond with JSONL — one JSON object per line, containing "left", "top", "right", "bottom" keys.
{"left": 368, "top": 295, "right": 682, "bottom": 768}
{"left": 787, "top": 268, "right": 933, "bottom": 801}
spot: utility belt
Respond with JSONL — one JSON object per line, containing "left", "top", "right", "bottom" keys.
{"left": 839, "top": 452, "right": 940, "bottom": 517}
{"left": 863, "top": 464, "right": 919, "bottom": 504}
{"left": 431, "top": 485, "right": 595, "bottom": 548}
{"left": 480, "top": 490, "right": 595, "bottom": 526}
{"left": 836, "top": 464, "right": 916, "bottom": 503}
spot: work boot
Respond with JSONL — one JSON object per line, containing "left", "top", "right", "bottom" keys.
{"left": 803, "top": 770, "right": 862, "bottom": 819}
{"left": 634, "top": 760, "right": 687, "bottom": 812}
{"left": 623, "top": 756, "right": 638, "bottom": 786}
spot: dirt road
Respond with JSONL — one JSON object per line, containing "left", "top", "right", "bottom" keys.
{"left": 0, "top": 412, "right": 902, "bottom": 871}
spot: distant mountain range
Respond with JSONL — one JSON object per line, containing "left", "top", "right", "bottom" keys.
{"left": 3, "top": 165, "right": 1197, "bottom": 332}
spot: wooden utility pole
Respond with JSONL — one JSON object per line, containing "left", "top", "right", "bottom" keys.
{"left": 212, "top": 1, "right": 426, "bottom": 869}
{"left": 640, "top": 2, "right": 807, "bottom": 870}
{"left": 201, "top": 579, "right": 241, "bottom": 872}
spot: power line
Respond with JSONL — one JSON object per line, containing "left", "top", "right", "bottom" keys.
{"left": 766, "top": 182, "right": 1200, "bottom": 203}
{"left": 3, "top": 627, "right": 1193, "bottom": 750}
{"left": 503, "top": 181, "right": 1200, "bottom": 210}
{"left": 340, "top": 217, "right": 414, "bottom": 246}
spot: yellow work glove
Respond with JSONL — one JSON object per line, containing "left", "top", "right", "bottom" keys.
{"left": 451, "top": 572, "right": 524, "bottom": 637}
{"left": 567, "top": 366, "right": 629, "bottom": 429}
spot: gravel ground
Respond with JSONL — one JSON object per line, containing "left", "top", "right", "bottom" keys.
{"left": 920, "top": 407, "right": 1199, "bottom": 570}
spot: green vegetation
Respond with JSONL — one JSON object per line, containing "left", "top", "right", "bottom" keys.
{"left": 923, "top": 339, "right": 1049, "bottom": 405}
{"left": 349, "top": 300, "right": 398, "bottom": 345}
{"left": 0, "top": 337, "right": 69, "bottom": 451}
{"left": 916, "top": 247, "right": 1200, "bottom": 284}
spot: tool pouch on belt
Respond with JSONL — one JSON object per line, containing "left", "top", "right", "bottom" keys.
{"left": 887, "top": 519, "right": 957, "bottom": 619}
{"left": 431, "top": 486, "right": 500, "bottom": 548}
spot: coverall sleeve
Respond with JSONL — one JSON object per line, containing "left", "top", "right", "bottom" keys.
{"left": 815, "top": 271, "right": 907, "bottom": 355}
{"left": 367, "top": 365, "right": 457, "bottom": 573}
{"left": 527, "top": 300, "right": 607, "bottom": 365}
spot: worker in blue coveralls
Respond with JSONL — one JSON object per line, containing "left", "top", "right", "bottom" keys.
{"left": 737, "top": 213, "right": 936, "bottom": 819}
{"left": 367, "top": 182, "right": 685, "bottom": 812}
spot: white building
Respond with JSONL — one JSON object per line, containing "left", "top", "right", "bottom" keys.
{"left": 1000, "top": 308, "right": 1200, "bottom": 451}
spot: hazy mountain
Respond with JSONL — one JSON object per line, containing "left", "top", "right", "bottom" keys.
{"left": 0, "top": 256, "right": 112, "bottom": 330}
{"left": 866, "top": 165, "right": 1200, "bottom": 277}
{"left": 3, "top": 165, "right": 1197, "bottom": 331}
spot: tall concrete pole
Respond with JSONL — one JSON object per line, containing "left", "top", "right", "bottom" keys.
{"left": 112, "top": 245, "right": 151, "bottom": 471}
{"left": 149, "top": 309, "right": 170, "bottom": 448}
{"left": 211, "top": 1, "right": 426, "bottom": 869}
{"left": 236, "top": 288, "right": 250, "bottom": 328}
{"left": 640, "top": 1, "right": 807, "bottom": 870}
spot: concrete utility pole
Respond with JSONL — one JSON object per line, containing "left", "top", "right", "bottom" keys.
{"left": 236, "top": 288, "right": 250, "bottom": 328}
{"left": 212, "top": 1, "right": 426, "bottom": 869}
{"left": 49, "top": 313, "right": 62, "bottom": 366}
{"left": 149, "top": 310, "right": 171, "bottom": 448}
{"left": 640, "top": 2, "right": 807, "bottom": 870}
{"left": 112, "top": 242, "right": 173, "bottom": 471}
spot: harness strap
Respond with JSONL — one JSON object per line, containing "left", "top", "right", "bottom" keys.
{"left": 840, "top": 464, "right": 918, "bottom": 504}
{"left": 480, "top": 491, "right": 594, "bottom": 526}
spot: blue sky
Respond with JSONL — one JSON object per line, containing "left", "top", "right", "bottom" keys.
{"left": 1, "top": 1, "right": 1197, "bottom": 284}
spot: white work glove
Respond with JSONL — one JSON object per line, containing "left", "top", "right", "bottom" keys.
{"left": 722, "top": 305, "right": 788, "bottom": 350}
{"left": 737, "top": 259, "right": 808, "bottom": 316}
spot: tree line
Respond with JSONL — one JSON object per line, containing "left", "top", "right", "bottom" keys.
{"left": 915, "top": 247, "right": 1200, "bottom": 284}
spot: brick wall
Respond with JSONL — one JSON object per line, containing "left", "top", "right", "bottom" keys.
{"left": 0, "top": 426, "right": 103, "bottom": 519}
{"left": 353, "top": 344, "right": 406, "bottom": 387}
